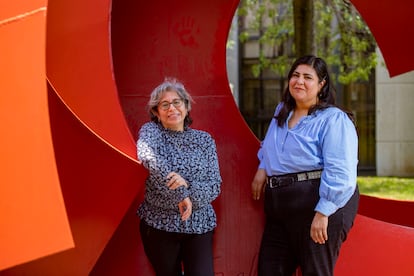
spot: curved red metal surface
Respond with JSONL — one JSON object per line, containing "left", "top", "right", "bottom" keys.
{"left": 1, "top": 0, "right": 414, "bottom": 275}
{"left": 350, "top": 0, "right": 414, "bottom": 77}
{"left": 0, "top": 2, "right": 73, "bottom": 271}
{"left": 359, "top": 194, "right": 414, "bottom": 228}
{"left": 336, "top": 215, "right": 414, "bottom": 275}
{"left": 45, "top": 0, "right": 137, "bottom": 160}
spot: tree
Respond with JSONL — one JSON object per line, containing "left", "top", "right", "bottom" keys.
{"left": 237, "top": 0, "right": 377, "bottom": 84}
{"left": 293, "top": 0, "right": 314, "bottom": 57}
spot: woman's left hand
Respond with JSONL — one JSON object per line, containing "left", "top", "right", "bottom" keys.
{"left": 178, "top": 197, "right": 192, "bottom": 221}
{"left": 166, "top": 172, "right": 188, "bottom": 190}
{"left": 310, "top": 211, "right": 328, "bottom": 244}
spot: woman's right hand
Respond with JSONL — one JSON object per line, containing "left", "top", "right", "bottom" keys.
{"left": 178, "top": 197, "right": 192, "bottom": 221}
{"left": 166, "top": 172, "right": 188, "bottom": 190}
{"left": 251, "top": 169, "right": 267, "bottom": 200}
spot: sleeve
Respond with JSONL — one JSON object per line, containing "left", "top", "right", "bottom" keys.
{"left": 137, "top": 122, "right": 159, "bottom": 169}
{"left": 315, "top": 111, "right": 358, "bottom": 216}
{"left": 188, "top": 134, "right": 222, "bottom": 210}
{"left": 137, "top": 122, "right": 190, "bottom": 209}
{"left": 258, "top": 102, "right": 283, "bottom": 170}
{"left": 258, "top": 141, "right": 266, "bottom": 170}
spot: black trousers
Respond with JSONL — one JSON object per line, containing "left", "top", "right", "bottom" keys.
{"left": 258, "top": 178, "right": 359, "bottom": 276}
{"left": 140, "top": 220, "right": 214, "bottom": 276}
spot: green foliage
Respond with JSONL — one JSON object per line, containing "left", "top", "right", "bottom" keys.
{"left": 358, "top": 177, "right": 414, "bottom": 201}
{"left": 238, "top": 0, "right": 295, "bottom": 77}
{"left": 238, "top": 0, "right": 377, "bottom": 84}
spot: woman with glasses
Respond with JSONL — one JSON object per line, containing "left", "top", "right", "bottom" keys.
{"left": 251, "top": 55, "right": 359, "bottom": 276}
{"left": 136, "top": 77, "right": 222, "bottom": 276}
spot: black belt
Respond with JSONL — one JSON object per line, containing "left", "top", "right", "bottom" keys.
{"left": 267, "top": 170, "right": 322, "bottom": 188}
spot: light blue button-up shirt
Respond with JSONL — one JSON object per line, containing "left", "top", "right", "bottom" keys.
{"left": 258, "top": 103, "right": 358, "bottom": 216}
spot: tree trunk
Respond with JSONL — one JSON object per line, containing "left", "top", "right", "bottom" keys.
{"left": 293, "top": 0, "right": 314, "bottom": 57}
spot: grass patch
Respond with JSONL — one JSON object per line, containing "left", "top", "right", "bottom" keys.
{"left": 357, "top": 176, "right": 414, "bottom": 201}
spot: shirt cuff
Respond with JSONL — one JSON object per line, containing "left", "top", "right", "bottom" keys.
{"left": 176, "top": 185, "right": 190, "bottom": 202}
{"left": 258, "top": 160, "right": 266, "bottom": 170}
{"left": 315, "top": 198, "right": 338, "bottom": 217}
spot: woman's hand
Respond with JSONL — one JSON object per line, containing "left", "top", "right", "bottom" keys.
{"left": 178, "top": 197, "right": 192, "bottom": 221}
{"left": 251, "top": 169, "right": 267, "bottom": 200}
{"left": 167, "top": 172, "right": 188, "bottom": 190}
{"left": 310, "top": 211, "right": 328, "bottom": 244}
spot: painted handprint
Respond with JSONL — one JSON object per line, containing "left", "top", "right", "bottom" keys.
{"left": 173, "top": 16, "right": 200, "bottom": 48}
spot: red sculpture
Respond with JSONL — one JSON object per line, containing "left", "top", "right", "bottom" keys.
{"left": 1, "top": 0, "right": 413, "bottom": 275}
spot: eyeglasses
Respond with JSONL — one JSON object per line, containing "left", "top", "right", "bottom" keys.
{"left": 158, "top": 98, "right": 184, "bottom": 111}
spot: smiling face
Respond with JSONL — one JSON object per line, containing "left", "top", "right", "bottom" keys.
{"left": 289, "top": 64, "right": 325, "bottom": 109}
{"left": 154, "top": 90, "right": 187, "bottom": 131}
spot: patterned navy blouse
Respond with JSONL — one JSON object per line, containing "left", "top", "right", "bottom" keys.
{"left": 137, "top": 122, "right": 222, "bottom": 234}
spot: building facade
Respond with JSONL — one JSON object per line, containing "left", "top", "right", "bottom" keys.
{"left": 376, "top": 50, "right": 414, "bottom": 176}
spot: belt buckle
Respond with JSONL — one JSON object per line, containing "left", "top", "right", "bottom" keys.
{"left": 269, "top": 177, "right": 280, "bottom": 188}
{"left": 269, "top": 176, "right": 295, "bottom": 188}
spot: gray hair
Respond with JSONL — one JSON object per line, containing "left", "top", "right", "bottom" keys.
{"left": 148, "top": 77, "right": 194, "bottom": 127}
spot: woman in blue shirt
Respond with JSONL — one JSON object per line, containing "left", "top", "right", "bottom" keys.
{"left": 137, "top": 78, "right": 222, "bottom": 276}
{"left": 251, "top": 55, "right": 359, "bottom": 276}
